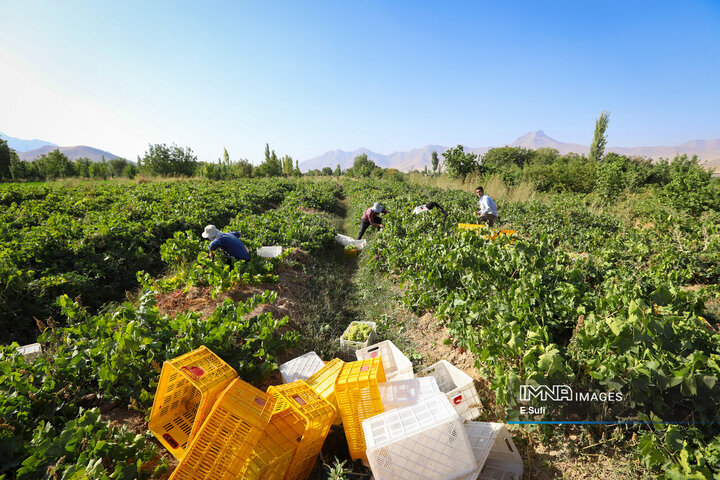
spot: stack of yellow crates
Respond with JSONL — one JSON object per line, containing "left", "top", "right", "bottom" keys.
{"left": 334, "top": 358, "right": 386, "bottom": 461}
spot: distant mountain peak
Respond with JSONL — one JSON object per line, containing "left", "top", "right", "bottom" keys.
{"left": 510, "top": 130, "right": 559, "bottom": 146}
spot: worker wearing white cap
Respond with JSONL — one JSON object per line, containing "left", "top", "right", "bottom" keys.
{"left": 201, "top": 225, "right": 250, "bottom": 261}
{"left": 358, "top": 202, "right": 388, "bottom": 239}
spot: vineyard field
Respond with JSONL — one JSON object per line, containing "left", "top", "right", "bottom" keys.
{"left": 1, "top": 176, "right": 719, "bottom": 479}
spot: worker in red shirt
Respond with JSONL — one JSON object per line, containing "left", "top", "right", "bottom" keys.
{"left": 358, "top": 202, "right": 388, "bottom": 239}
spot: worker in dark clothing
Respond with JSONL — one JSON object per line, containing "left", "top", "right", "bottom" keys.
{"left": 413, "top": 201, "right": 448, "bottom": 219}
{"left": 201, "top": 224, "right": 250, "bottom": 261}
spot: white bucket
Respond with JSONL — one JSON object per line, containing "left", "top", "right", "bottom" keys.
{"left": 334, "top": 234, "right": 367, "bottom": 250}
{"left": 256, "top": 246, "right": 282, "bottom": 258}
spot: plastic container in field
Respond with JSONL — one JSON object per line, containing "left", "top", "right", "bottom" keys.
{"left": 280, "top": 351, "right": 326, "bottom": 384}
{"left": 305, "top": 358, "right": 345, "bottom": 425}
{"left": 335, "top": 234, "right": 367, "bottom": 250}
{"left": 378, "top": 376, "right": 440, "bottom": 411}
{"left": 149, "top": 346, "right": 237, "bottom": 459}
{"left": 242, "top": 412, "right": 302, "bottom": 480}
{"left": 457, "top": 223, "right": 487, "bottom": 231}
{"left": 340, "top": 321, "right": 377, "bottom": 361}
{"left": 363, "top": 393, "right": 476, "bottom": 480}
{"left": 256, "top": 246, "right": 283, "bottom": 258}
{"left": 417, "top": 360, "right": 481, "bottom": 421}
{"left": 16, "top": 343, "right": 42, "bottom": 361}
{"left": 267, "top": 380, "right": 336, "bottom": 480}
{"left": 169, "top": 378, "right": 276, "bottom": 480}
{"left": 356, "top": 340, "right": 414, "bottom": 381}
{"left": 456, "top": 422, "right": 523, "bottom": 480}
{"left": 412, "top": 205, "right": 428, "bottom": 214}
{"left": 335, "top": 358, "right": 386, "bottom": 460}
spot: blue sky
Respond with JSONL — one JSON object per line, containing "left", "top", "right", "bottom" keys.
{"left": 1, "top": 0, "right": 718, "bottom": 164}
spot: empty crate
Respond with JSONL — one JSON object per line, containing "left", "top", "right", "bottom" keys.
{"left": 169, "top": 378, "right": 276, "bottom": 480}
{"left": 340, "top": 321, "right": 377, "bottom": 361}
{"left": 378, "top": 376, "right": 440, "bottom": 411}
{"left": 460, "top": 422, "right": 523, "bottom": 480}
{"left": 305, "top": 357, "right": 345, "bottom": 425}
{"left": 256, "top": 246, "right": 283, "bottom": 258}
{"left": 417, "top": 360, "right": 481, "bottom": 421}
{"left": 16, "top": 343, "right": 42, "bottom": 361}
{"left": 241, "top": 413, "right": 301, "bottom": 480}
{"left": 362, "top": 393, "right": 476, "bottom": 480}
{"left": 280, "top": 351, "right": 326, "bottom": 384}
{"left": 149, "top": 346, "right": 237, "bottom": 459}
{"left": 267, "top": 380, "right": 336, "bottom": 480}
{"left": 335, "top": 358, "right": 386, "bottom": 461}
{"left": 356, "top": 340, "right": 414, "bottom": 381}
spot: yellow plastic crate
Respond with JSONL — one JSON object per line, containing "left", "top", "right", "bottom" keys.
{"left": 457, "top": 223, "right": 487, "bottom": 231}
{"left": 267, "top": 380, "right": 336, "bottom": 480}
{"left": 335, "top": 358, "right": 386, "bottom": 461}
{"left": 169, "top": 378, "right": 276, "bottom": 480}
{"left": 305, "top": 358, "right": 344, "bottom": 425}
{"left": 491, "top": 229, "right": 516, "bottom": 240}
{"left": 242, "top": 415, "right": 300, "bottom": 480}
{"left": 149, "top": 346, "right": 237, "bottom": 459}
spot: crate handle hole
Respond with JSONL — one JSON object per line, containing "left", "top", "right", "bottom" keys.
{"left": 163, "top": 434, "right": 179, "bottom": 448}
{"left": 505, "top": 438, "right": 514, "bottom": 452}
{"left": 254, "top": 397, "right": 266, "bottom": 407}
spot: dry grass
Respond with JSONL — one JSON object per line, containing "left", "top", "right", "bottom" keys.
{"left": 407, "top": 173, "right": 538, "bottom": 204}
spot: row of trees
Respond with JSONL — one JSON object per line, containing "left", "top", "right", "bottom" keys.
{"left": 0, "top": 137, "right": 408, "bottom": 182}
{"left": 0, "top": 140, "right": 306, "bottom": 181}
{"left": 0, "top": 142, "right": 139, "bottom": 181}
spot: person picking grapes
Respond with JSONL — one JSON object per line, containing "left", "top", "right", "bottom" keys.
{"left": 358, "top": 202, "right": 388, "bottom": 239}
{"left": 413, "top": 201, "right": 448, "bottom": 219}
{"left": 202, "top": 224, "right": 250, "bottom": 261}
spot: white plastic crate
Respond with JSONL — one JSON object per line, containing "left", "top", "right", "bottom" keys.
{"left": 340, "top": 321, "right": 377, "bottom": 361}
{"left": 452, "top": 422, "right": 523, "bottom": 480}
{"left": 417, "top": 360, "right": 481, "bottom": 421}
{"left": 279, "top": 351, "right": 326, "bottom": 384}
{"left": 356, "top": 340, "right": 414, "bottom": 381}
{"left": 363, "top": 393, "right": 476, "bottom": 480}
{"left": 17, "top": 343, "right": 42, "bottom": 361}
{"left": 412, "top": 205, "right": 428, "bottom": 214}
{"left": 335, "top": 234, "right": 367, "bottom": 250}
{"left": 379, "top": 377, "right": 440, "bottom": 411}
{"left": 256, "top": 246, "right": 282, "bottom": 258}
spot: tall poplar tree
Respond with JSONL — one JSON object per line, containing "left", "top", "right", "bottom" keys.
{"left": 589, "top": 111, "right": 610, "bottom": 162}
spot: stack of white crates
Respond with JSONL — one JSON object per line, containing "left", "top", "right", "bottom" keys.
{"left": 363, "top": 393, "right": 476, "bottom": 480}
{"left": 332, "top": 329, "right": 524, "bottom": 479}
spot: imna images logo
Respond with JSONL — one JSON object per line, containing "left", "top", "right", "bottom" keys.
{"left": 519, "top": 385, "right": 623, "bottom": 403}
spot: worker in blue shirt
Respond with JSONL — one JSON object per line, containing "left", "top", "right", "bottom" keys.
{"left": 201, "top": 224, "right": 250, "bottom": 261}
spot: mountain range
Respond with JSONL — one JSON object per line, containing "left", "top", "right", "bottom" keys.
{"left": 300, "top": 131, "right": 720, "bottom": 172}
{"left": 17, "top": 145, "right": 120, "bottom": 163}
{"left": 3, "top": 131, "right": 720, "bottom": 172}
{"left": 1, "top": 132, "right": 120, "bottom": 163}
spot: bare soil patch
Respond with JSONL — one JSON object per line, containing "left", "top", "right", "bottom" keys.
{"left": 155, "top": 249, "right": 311, "bottom": 332}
